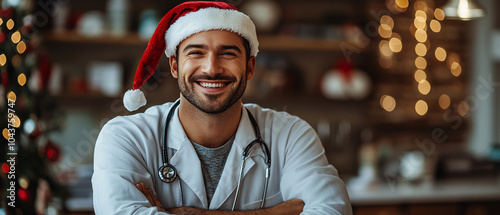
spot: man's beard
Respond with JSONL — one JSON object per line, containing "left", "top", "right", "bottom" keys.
{"left": 178, "top": 72, "right": 247, "bottom": 114}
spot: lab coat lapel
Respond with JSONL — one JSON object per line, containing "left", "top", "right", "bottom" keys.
{"left": 210, "top": 107, "right": 259, "bottom": 209}
{"left": 166, "top": 106, "right": 208, "bottom": 208}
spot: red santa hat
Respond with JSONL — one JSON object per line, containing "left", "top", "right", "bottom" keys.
{"left": 123, "top": 1, "right": 259, "bottom": 111}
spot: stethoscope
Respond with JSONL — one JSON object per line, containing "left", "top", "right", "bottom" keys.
{"left": 158, "top": 100, "right": 271, "bottom": 210}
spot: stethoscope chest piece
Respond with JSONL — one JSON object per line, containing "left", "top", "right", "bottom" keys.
{"left": 159, "top": 164, "right": 177, "bottom": 183}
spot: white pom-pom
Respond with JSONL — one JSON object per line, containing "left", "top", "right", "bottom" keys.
{"left": 123, "top": 89, "right": 147, "bottom": 111}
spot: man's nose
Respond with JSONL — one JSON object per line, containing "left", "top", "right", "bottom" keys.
{"left": 200, "top": 53, "right": 222, "bottom": 75}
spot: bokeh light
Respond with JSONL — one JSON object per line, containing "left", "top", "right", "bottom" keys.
{"left": 450, "top": 62, "right": 462, "bottom": 77}
{"left": 11, "top": 31, "right": 21, "bottom": 43}
{"left": 434, "top": 8, "right": 446, "bottom": 21}
{"left": 435, "top": 47, "right": 447, "bottom": 61}
{"left": 0, "top": 54, "right": 6, "bottom": 66}
{"left": 6, "top": 19, "right": 14, "bottom": 30}
{"left": 439, "top": 94, "right": 451, "bottom": 109}
{"left": 430, "top": 19, "right": 441, "bottom": 32}
{"left": 12, "top": 115, "right": 21, "bottom": 128}
{"left": 396, "top": 0, "right": 409, "bottom": 8}
{"left": 17, "top": 41, "right": 26, "bottom": 54}
{"left": 415, "top": 100, "right": 428, "bottom": 116}
{"left": 415, "top": 43, "right": 427, "bottom": 56}
{"left": 379, "top": 40, "right": 393, "bottom": 57}
{"left": 19, "top": 177, "right": 29, "bottom": 189}
{"left": 380, "top": 95, "right": 397, "bottom": 112}
{"left": 7, "top": 91, "right": 16, "bottom": 102}
{"left": 415, "top": 10, "right": 428, "bottom": 20}
{"left": 415, "top": 56, "right": 427, "bottom": 69}
{"left": 0, "top": 18, "right": 3, "bottom": 26}
{"left": 414, "top": 70, "right": 427, "bottom": 82}
{"left": 18, "top": 73, "right": 26, "bottom": 86}
{"left": 380, "top": 15, "right": 395, "bottom": 29}
{"left": 389, "top": 37, "right": 403, "bottom": 52}
{"left": 414, "top": 16, "right": 426, "bottom": 29}
{"left": 3, "top": 128, "right": 10, "bottom": 140}
{"left": 415, "top": 29, "right": 427, "bottom": 42}
{"left": 418, "top": 80, "right": 431, "bottom": 95}
{"left": 379, "top": 24, "right": 393, "bottom": 38}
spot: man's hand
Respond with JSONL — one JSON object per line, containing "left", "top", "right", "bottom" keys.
{"left": 136, "top": 182, "right": 304, "bottom": 215}
{"left": 136, "top": 182, "right": 170, "bottom": 213}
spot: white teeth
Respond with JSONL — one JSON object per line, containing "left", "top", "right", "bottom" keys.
{"left": 200, "top": 82, "right": 225, "bottom": 88}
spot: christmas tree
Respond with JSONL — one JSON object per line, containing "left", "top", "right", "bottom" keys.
{"left": 1, "top": 1, "right": 65, "bottom": 214}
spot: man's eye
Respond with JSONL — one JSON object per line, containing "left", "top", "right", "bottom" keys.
{"left": 222, "top": 52, "right": 237, "bottom": 56}
{"left": 188, "top": 51, "right": 202, "bottom": 55}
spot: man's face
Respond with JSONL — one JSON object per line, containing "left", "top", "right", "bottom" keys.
{"left": 170, "top": 30, "right": 255, "bottom": 114}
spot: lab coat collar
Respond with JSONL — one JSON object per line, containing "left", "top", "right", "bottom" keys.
{"left": 166, "top": 102, "right": 260, "bottom": 209}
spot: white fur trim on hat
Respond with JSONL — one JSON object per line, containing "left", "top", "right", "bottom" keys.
{"left": 123, "top": 89, "right": 147, "bottom": 111}
{"left": 165, "top": 8, "right": 259, "bottom": 58}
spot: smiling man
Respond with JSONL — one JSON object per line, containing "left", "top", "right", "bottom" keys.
{"left": 92, "top": 1, "right": 351, "bottom": 215}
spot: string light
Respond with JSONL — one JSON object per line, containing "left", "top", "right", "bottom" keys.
{"left": 6, "top": 19, "right": 14, "bottom": 30}
{"left": 11, "top": 31, "right": 21, "bottom": 44}
{"left": 415, "top": 100, "right": 428, "bottom": 116}
{"left": 18, "top": 73, "right": 27, "bottom": 86}
{"left": 380, "top": 95, "right": 397, "bottom": 112}
{"left": 439, "top": 94, "right": 451, "bottom": 109}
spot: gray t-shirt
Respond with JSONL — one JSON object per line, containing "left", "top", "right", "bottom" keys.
{"left": 191, "top": 135, "right": 235, "bottom": 204}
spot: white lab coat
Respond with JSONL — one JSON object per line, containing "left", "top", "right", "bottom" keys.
{"left": 92, "top": 102, "right": 352, "bottom": 214}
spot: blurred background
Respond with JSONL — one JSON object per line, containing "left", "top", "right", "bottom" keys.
{"left": 1, "top": 0, "right": 500, "bottom": 214}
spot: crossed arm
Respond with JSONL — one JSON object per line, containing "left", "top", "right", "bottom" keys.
{"left": 135, "top": 182, "right": 304, "bottom": 215}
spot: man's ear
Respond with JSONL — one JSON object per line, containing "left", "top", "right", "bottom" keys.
{"left": 169, "top": 56, "right": 178, "bottom": 78}
{"left": 247, "top": 56, "right": 256, "bottom": 80}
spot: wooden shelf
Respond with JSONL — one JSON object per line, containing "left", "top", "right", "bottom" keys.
{"left": 43, "top": 30, "right": 358, "bottom": 51}
{"left": 43, "top": 30, "right": 148, "bottom": 46}
{"left": 258, "top": 35, "right": 357, "bottom": 51}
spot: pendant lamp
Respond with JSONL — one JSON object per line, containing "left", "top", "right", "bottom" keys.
{"left": 442, "top": 0, "right": 485, "bottom": 20}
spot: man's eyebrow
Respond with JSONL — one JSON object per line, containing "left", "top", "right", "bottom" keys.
{"left": 219, "top": 45, "right": 242, "bottom": 54}
{"left": 182, "top": 44, "right": 207, "bottom": 53}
